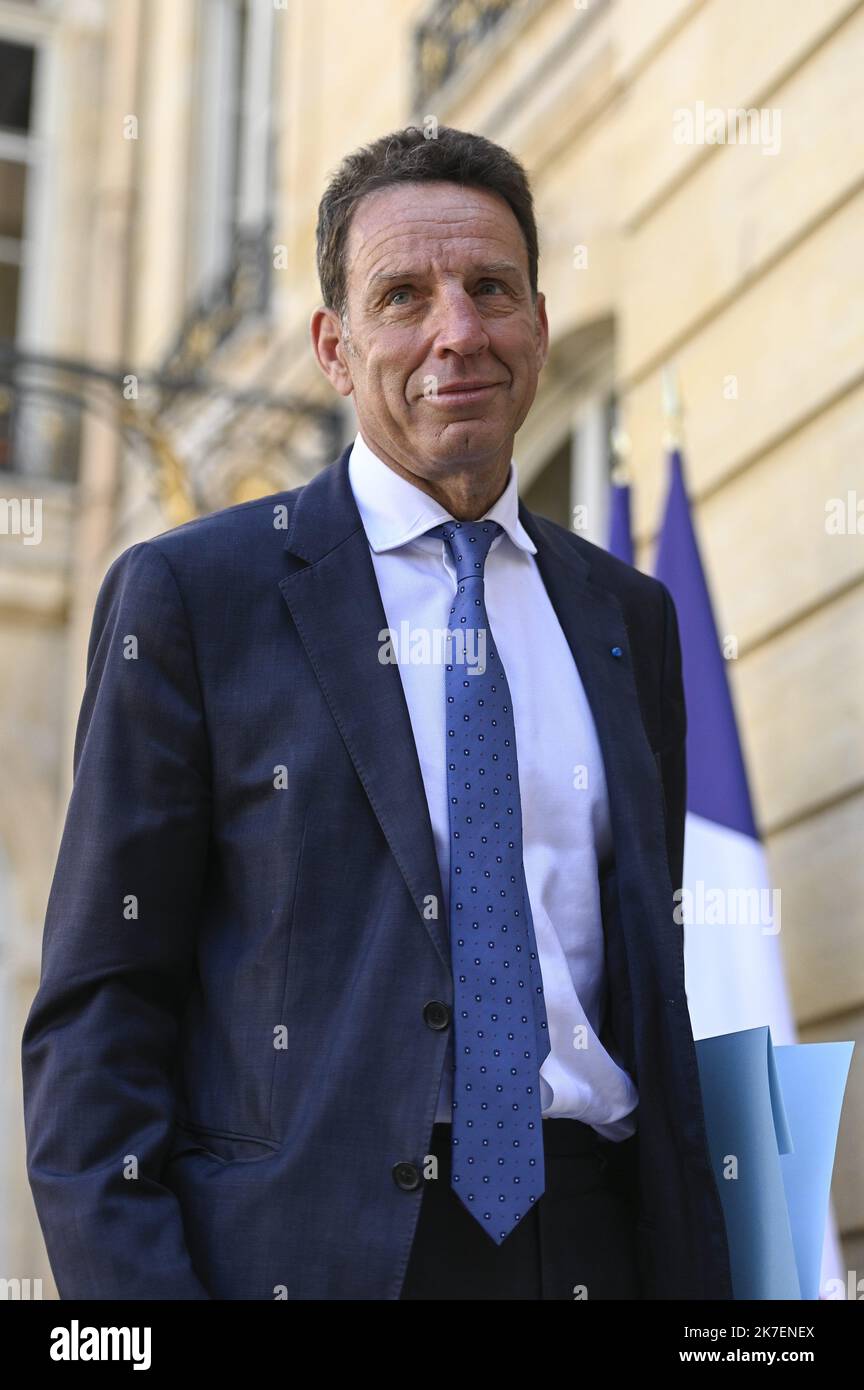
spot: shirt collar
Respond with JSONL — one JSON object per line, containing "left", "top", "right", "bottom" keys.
{"left": 347, "top": 430, "right": 537, "bottom": 556}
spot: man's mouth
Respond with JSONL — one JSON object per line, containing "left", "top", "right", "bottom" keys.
{"left": 430, "top": 383, "right": 503, "bottom": 405}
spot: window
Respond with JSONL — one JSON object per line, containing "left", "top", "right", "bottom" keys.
{"left": 523, "top": 390, "right": 615, "bottom": 544}
{"left": 0, "top": 39, "right": 35, "bottom": 347}
{"left": 186, "top": 0, "right": 277, "bottom": 313}
{"left": 0, "top": 37, "right": 39, "bottom": 471}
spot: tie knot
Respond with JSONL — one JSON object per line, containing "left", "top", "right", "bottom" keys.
{"left": 426, "top": 519, "right": 502, "bottom": 582}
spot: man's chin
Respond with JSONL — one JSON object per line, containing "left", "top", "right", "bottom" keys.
{"left": 422, "top": 447, "right": 509, "bottom": 476}
{"left": 421, "top": 418, "right": 510, "bottom": 457}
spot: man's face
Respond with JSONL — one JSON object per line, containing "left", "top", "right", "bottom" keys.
{"left": 312, "top": 181, "right": 548, "bottom": 485}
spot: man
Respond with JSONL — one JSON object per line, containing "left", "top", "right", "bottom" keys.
{"left": 22, "top": 125, "right": 733, "bottom": 1300}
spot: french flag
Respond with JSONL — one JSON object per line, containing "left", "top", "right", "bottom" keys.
{"left": 654, "top": 448, "right": 795, "bottom": 1044}
{"left": 653, "top": 446, "right": 843, "bottom": 1293}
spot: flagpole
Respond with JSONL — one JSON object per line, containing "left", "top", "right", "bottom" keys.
{"left": 661, "top": 360, "right": 684, "bottom": 451}
{"left": 605, "top": 392, "right": 635, "bottom": 563}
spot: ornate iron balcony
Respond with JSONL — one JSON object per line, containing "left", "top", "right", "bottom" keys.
{"left": 414, "top": 0, "right": 516, "bottom": 108}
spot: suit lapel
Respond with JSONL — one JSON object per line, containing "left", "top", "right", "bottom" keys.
{"left": 278, "top": 447, "right": 450, "bottom": 968}
{"left": 517, "top": 501, "right": 670, "bottom": 898}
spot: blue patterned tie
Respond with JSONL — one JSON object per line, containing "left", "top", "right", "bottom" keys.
{"left": 427, "top": 518, "right": 550, "bottom": 1244}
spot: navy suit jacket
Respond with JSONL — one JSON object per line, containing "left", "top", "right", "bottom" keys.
{"left": 22, "top": 443, "right": 734, "bottom": 1299}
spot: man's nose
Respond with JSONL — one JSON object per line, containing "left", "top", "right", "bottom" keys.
{"left": 430, "top": 290, "right": 490, "bottom": 355}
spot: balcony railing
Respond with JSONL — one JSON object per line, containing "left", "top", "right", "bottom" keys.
{"left": 413, "top": 0, "right": 517, "bottom": 108}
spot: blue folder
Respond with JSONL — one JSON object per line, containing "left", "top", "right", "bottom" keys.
{"left": 694, "top": 1026, "right": 854, "bottom": 1300}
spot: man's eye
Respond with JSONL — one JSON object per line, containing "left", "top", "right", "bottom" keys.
{"left": 385, "top": 280, "right": 504, "bottom": 307}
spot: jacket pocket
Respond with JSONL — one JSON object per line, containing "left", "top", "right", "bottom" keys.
{"left": 167, "top": 1118, "right": 281, "bottom": 1166}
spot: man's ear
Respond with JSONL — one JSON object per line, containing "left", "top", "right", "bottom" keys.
{"left": 310, "top": 305, "right": 355, "bottom": 398}
{"left": 534, "top": 290, "right": 550, "bottom": 371}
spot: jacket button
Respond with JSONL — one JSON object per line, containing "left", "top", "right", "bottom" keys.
{"left": 423, "top": 1000, "right": 451, "bottom": 1030}
{"left": 392, "top": 1161, "right": 422, "bottom": 1191}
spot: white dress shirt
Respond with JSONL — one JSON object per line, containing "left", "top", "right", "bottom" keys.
{"left": 348, "top": 431, "right": 639, "bottom": 1139}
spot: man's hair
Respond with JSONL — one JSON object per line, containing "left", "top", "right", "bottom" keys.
{"left": 315, "top": 125, "right": 539, "bottom": 331}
